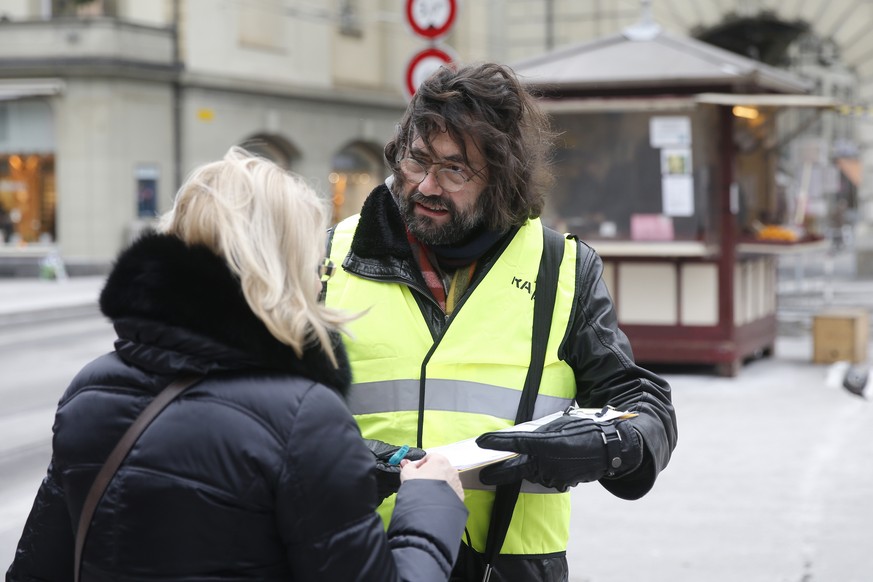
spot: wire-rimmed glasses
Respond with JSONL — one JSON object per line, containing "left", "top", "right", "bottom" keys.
{"left": 397, "top": 158, "right": 477, "bottom": 193}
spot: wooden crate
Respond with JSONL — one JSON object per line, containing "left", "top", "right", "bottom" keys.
{"left": 812, "top": 309, "right": 869, "bottom": 364}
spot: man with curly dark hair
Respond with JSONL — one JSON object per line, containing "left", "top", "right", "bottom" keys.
{"left": 323, "top": 62, "right": 677, "bottom": 582}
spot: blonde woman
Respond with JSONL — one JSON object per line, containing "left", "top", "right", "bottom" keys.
{"left": 7, "top": 147, "right": 466, "bottom": 581}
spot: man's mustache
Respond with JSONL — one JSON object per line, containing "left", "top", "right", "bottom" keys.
{"left": 410, "top": 191, "right": 453, "bottom": 213}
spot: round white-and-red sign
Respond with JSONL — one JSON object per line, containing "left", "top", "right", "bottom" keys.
{"left": 405, "top": 0, "right": 457, "bottom": 40}
{"left": 404, "top": 46, "right": 455, "bottom": 101}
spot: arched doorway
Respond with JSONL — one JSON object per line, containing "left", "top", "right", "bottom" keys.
{"left": 329, "top": 141, "right": 386, "bottom": 221}
{"left": 238, "top": 134, "right": 299, "bottom": 170}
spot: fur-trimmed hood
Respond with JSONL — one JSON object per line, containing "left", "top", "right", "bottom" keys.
{"left": 100, "top": 232, "right": 351, "bottom": 395}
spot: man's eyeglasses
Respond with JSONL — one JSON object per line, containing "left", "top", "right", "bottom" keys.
{"left": 397, "top": 158, "right": 477, "bottom": 193}
{"left": 319, "top": 259, "right": 336, "bottom": 281}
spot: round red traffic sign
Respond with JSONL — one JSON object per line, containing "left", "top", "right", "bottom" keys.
{"left": 405, "top": 0, "right": 457, "bottom": 40}
{"left": 404, "top": 46, "right": 455, "bottom": 100}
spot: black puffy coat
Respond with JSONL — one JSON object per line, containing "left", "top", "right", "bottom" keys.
{"left": 7, "top": 233, "right": 467, "bottom": 581}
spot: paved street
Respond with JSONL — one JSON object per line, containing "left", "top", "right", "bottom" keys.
{"left": 1, "top": 262, "right": 871, "bottom": 580}
{"left": 568, "top": 333, "right": 872, "bottom": 582}
{"left": 565, "top": 246, "right": 873, "bottom": 581}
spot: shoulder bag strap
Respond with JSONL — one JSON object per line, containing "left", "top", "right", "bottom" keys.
{"left": 482, "top": 227, "right": 566, "bottom": 581}
{"left": 74, "top": 374, "right": 203, "bottom": 582}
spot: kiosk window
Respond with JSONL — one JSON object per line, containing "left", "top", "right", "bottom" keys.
{"left": 545, "top": 107, "right": 721, "bottom": 244}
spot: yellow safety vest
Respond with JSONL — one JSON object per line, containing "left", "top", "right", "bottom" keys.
{"left": 325, "top": 216, "right": 578, "bottom": 555}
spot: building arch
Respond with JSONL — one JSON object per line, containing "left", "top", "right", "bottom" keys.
{"left": 329, "top": 140, "right": 387, "bottom": 222}
{"left": 238, "top": 133, "right": 300, "bottom": 170}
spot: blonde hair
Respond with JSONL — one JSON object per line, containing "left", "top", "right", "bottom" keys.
{"left": 159, "top": 146, "right": 352, "bottom": 366}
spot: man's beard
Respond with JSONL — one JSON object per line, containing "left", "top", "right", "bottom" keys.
{"left": 401, "top": 190, "right": 485, "bottom": 245}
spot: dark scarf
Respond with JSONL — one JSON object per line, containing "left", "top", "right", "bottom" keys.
{"left": 350, "top": 184, "right": 515, "bottom": 313}
{"left": 351, "top": 184, "right": 505, "bottom": 267}
{"left": 100, "top": 232, "right": 351, "bottom": 395}
{"left": 427, "top": 225, "right": 506, "bottom": 270}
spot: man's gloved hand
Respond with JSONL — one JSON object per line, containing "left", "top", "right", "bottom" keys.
{"left": 363, "top": 439, "right": 426, "bottom": 501}
{"left": 475, "top": 416, "right": 643, "bottom": 492}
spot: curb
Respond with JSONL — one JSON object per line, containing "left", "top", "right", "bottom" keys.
{"left": 0, "top": 303, "right": 101, "bottom": 329}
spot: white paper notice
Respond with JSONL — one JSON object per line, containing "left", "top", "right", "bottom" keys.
{"left": 650, "top": 116, "right": 691, "bottom": 148}
{"left": 662, "top": 174, "right": 695, "bottom": 217}
{"left": 659, "top": 147, "right": 694, "bottom": 217}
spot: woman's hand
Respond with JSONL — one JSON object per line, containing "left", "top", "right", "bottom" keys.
{"left": 400, "top": 453, "right": 464, "bottom": 501}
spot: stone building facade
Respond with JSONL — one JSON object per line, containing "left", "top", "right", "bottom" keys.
{"left": 0, "top": 0, "right": 868, "bottom": 263}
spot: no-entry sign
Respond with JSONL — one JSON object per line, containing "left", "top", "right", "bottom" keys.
{"left": 405, "top": 0, "right": 457, "bottom": 40}
{"left": 404, "top": 46, "right": 455, "bottom": 101}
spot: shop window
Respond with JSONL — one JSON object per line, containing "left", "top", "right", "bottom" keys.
{"left": 330, "top": 143, "right": 385, "bottom": 222}
{"left": 733, "top": 106, "right": 781, "bottom": 238}
{"left": 0, "top": 154, "right": 55, "bottom": 245}
{"left": 135, "top": 164, "right": 159, "bottom": 218}
{"left": 545, "top": 108, "right": 721, "bottom": 244}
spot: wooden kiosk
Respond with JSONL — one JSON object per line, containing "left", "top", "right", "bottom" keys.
{"left": 514, "top": 20, "right": 833, "bottom": 375}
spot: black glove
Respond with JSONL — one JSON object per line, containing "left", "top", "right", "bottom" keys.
{"left": 475, "top": 416, "right": 643, "bottom": 492}
{"left": 363, "top": 439, "right": 426, "bottom": 501}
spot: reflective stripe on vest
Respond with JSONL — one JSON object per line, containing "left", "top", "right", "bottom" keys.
{"left": 348, "top": 378, "right": 573, "bottom": 420}
{"left": 326, "top": 216, "right": 579, "bottom": 555}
